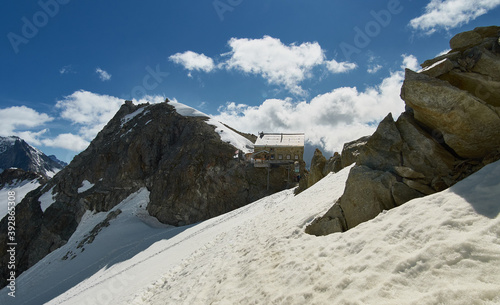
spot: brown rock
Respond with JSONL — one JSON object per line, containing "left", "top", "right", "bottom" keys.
{"left": 305, "top": 204, "right": 346, "bottom": 236}
{"left": 340, "top": 136, "right": 370, "bottom": 168}
{"left": 440, "top": 70, "right": 500, "bottom": 107}
{"left": 339, "top": 165, "right": 397, "bottom": 229}
{"left": 421, "top": 58, "right": 455, "bottom": 78}
{"left": 450, "top": 30, "right": 482, "bottom": 50}
{"left": 391, "top": 182, "right": 424, "bottom": 206}
{"left": 401, "top": 69, "right": 500, "bottom": 159}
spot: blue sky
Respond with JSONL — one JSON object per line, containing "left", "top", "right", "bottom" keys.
{"left": 1, "top": 0, "right": 499, "bottom": 163}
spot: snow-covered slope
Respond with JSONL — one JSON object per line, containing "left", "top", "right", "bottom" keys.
{"left": 0, "top": 178, "right": 41, "bottom": 219}
{"left": 2, "top": 161, "right": 500, "bottom": 304}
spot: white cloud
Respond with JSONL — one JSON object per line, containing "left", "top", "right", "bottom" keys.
{"left": 55, "top": 90, "right": 124, "bottom": 140}
{"left": 96, "top": 67, "right": 112, "bottom": 81}
{"left": 223, "top": 36, "right": 325, "bottom": 95}
{"left": 15, "top": 129, "right": 48, "bottom": 146}
{"left": 169, "top": 36, "right": 357, "bottom": 95}
{"left": 0, "top": 106, "right": 53, "bottom": 142}
{"left": 42, "top": 133, "right": 90, "bottom": 152}
{"left": 169, "top": 51, "right": 216, "bottom": 73}
{"left": 0, "top": 93, "right": 166, "bottom": 155}
{"left": 325, "top": 59, "right": 357, "bottom": 73}
{"left": 409, "top": 0, "right": 500, "bottom": 34}
{"left": 401, "top": 54, "right": 420, "bottom": 71}
{"left": 212, "top": 56, "right": 413, "bottom": 155}
{"left": 367, "top": 64, "right": 383, "bottom": 74}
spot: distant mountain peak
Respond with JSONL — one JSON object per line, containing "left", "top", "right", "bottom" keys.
{"left": 0, "top": 136, "right": 65, "bottom": 178}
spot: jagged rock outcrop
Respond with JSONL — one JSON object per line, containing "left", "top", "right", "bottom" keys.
{"left": 307, "top": 149, "right": 327, "bottom": 188}
{"left": 322, "top": 152, "right": 342, "bottom": 176}
{"left": 307, "top": 26, "right": 500, "bottom": 236}
{"left": 295, "top": 136, "right": 369, "bottom": 195}
{"left": 340, "top": 136, "right": 370, "bottom": 169}
{"left": 0, "top": 168, "right": 46, "bottom": 187}
{"left": 0, "top": 100, "right": 290, "bottom": 288}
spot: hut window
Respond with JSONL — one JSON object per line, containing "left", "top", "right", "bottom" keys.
{"left": 287, "top": 155, "right": 291, "bottom": 160}
{"left": 295, "top": 155, "right": 299, "bottom": 160}
{"left": 278, "top": 154, "right": 283, "bottom": 160}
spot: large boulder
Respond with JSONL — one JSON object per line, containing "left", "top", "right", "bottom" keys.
{"left": 307, "top": 26, "right": 500, "bottom": 236}
{"left": 401, "top": 70, "right": 500, "bottom": 159}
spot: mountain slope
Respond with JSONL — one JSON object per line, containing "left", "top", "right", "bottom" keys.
{"left": 0, "top": 99, "right": 295, "bottom": 290}
{"left": 0, "top": 168, "right": 43, "bottom": 220}
{"left": 0, "top": 136, "right": 65, "bottom": 179}
{"left": 2, "top": 160, "right": 498, "bottom": 304}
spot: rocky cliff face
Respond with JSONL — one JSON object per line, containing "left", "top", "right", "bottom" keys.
{"left": 307, "top": 26, "right": 500, "bottom": 236}
{"left": 0, "top": 100, "right": 291, "bottom": 288}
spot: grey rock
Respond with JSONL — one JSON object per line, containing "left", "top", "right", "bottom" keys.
{"left": 450, "top": 30, "right": 483, "bottom": 50}
{"left": 421, "top": 58, "right": 455, "bottom": 78}
{"left": 307, "top": 26, "right": 500, "bottom": 236}
{"left": 394, "top": 166, "right": 425, "bottom": 179}
{"left": 323, "top": 152, "right": 342, "bottom": 176}
{"left": 356, "top": 114, "right": 402, "bottom": 171}
{"left": 305, "top": 204, "right": 346, "bottom": 236}
{"left": 339, "top": 166, "right": 397, "bottom": 229}
{"left": 340, "top": 136, "right": 370, "bottom": 168}
{"left": 307, "top": 149, "right": 327, "bottom": 188}
{"left": 391, "top": 182, "right": 424, "bottom": 206}
{"left": 401, "top": 69, "right": 500, "bottom": 159}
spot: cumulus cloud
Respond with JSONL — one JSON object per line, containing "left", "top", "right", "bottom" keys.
{"left": 325, "top": 59, "right": 357, "bottom": 73}
{"left": 212, "top": 55, "right": 416, "bottom": 155}
{"left": 170, "top": 36, "right": 356, "bottom": 95}
{"left": 169, "top": 51, "right": 216, "bottom": 73}
{"left": 223, "top": 36, "right": 325, "bottom": 95}
{"left": 41, "top": 133, "right": 90, "bottom": 152}
{"left": 0, "top": 106, "right": 53, "bottom": 145}
{"left": 401, "top": 54, "right": 420, "bottom": 71}
{"left": 409, "top": 0, "right": 500, "bottom": 34}
{"left": 96, "top": 67, "right": 112, "bottom": 81}
{"left": 55, "top": 90, "right": 124, "bottom": 140}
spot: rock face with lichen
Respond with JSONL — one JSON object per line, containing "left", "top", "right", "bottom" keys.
{"left": 307, "top": 26, "right": 500, "bottom": 236}
{"left": 0, "top": 101, "right": 291, "bottom": 288}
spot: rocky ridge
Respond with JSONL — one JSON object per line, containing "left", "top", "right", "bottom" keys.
{"left": 307, "top": 26, "right": 500, "bottom": 236}
{"left": 0, "top": 136, "right": 65, "bottom": 179}
{"left": 0, "top": 100, "right": 293, "bottom": 288}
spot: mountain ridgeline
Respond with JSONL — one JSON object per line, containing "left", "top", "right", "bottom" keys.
{"left": 0, "top": 101, "right": 296, "bottom": 288}
{"left": 0, "top": 136, "right": 65, "bottom": 179}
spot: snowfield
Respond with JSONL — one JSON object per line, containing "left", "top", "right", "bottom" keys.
{"left": 2, "top": 161, "right": 500, "bottom": 305}
{"left": 0, "top": 178, "right": 41, "bottom": 219}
